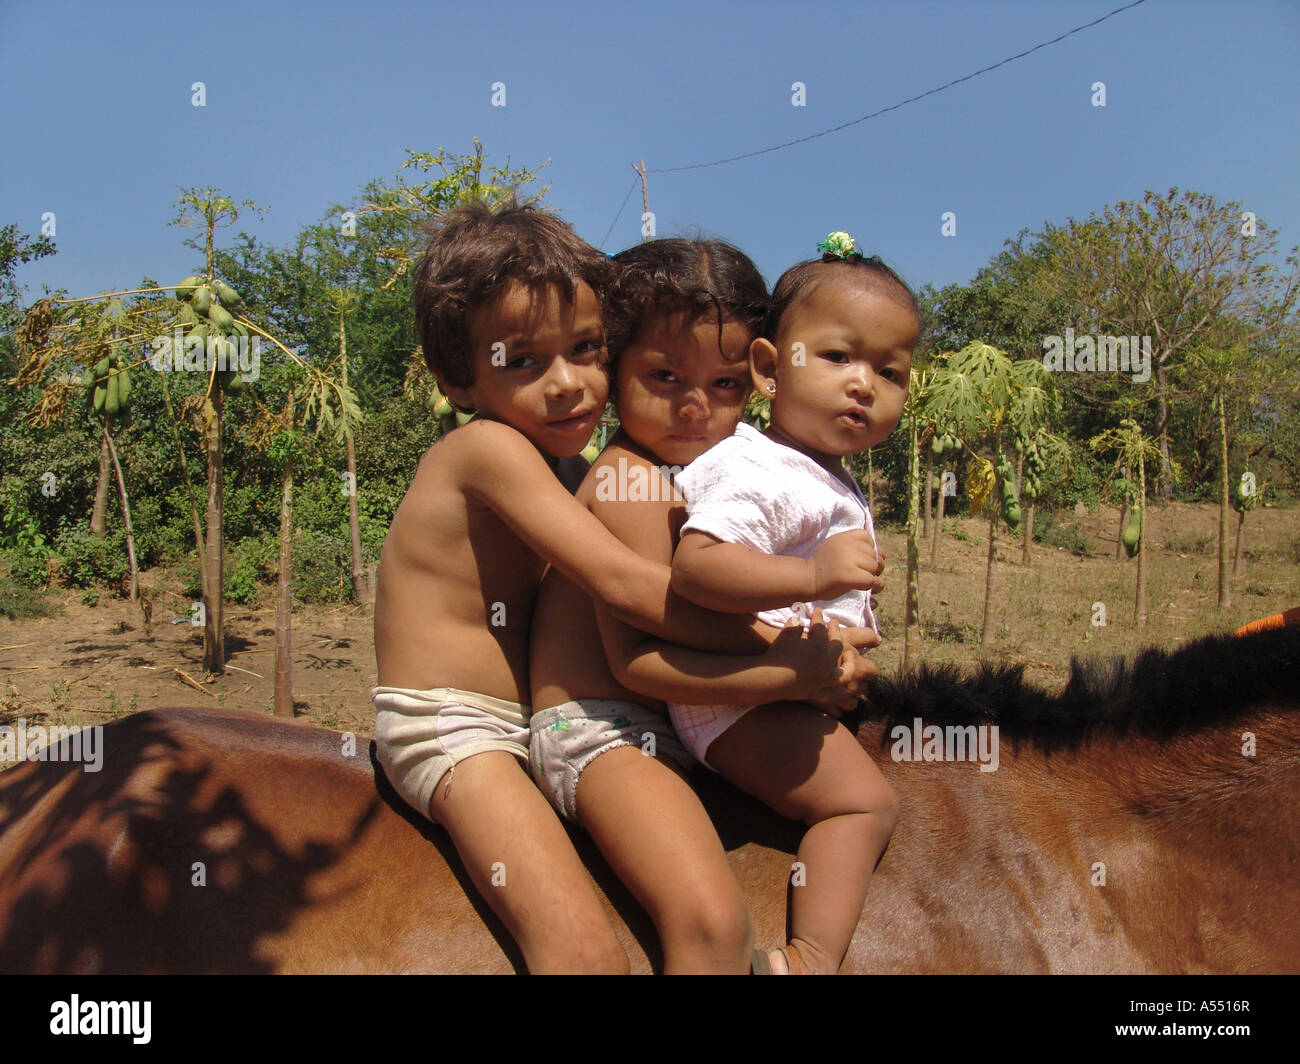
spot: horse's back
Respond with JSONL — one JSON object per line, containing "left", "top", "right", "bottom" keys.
{"left": 0, "top": 708, "right": 543, "bottom": 973}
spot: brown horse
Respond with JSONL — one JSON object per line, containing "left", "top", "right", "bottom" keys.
{"left": 1, "top": 625, "right": 1297, "bottom": 974}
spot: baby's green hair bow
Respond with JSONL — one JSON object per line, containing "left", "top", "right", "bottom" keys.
{"left": 817, "top": 231, "right": 860, "bottom": 259}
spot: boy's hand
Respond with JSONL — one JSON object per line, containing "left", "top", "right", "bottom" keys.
{"left": 807, "top": 613, "right": 878, "bottom": 715}
{"left": 763, "top": 612, "right": 848, "bottom": 707}
{"left": 806, "top": 530, "right": 885, "bottom": 600}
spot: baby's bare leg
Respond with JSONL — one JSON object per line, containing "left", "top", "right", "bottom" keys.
{"left": 707, "top": 703, "right": 898, "bottom": 974}
{"left": 428, "top": 751, "right": 628, "bottom": 974}
{"left": 577, "top": 746, "right": 752, "bottom": 974}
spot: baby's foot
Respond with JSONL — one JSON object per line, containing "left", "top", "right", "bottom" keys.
{"left": 753, "top": 945, "right": 812, "bottom": 975}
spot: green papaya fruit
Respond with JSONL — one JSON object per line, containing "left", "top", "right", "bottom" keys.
{"left": 1122, "top": 513, "right": 1141, "bottom": 557}
{"left": 178, "top": 304, "right": 199, "bottom": 327}
{"left": 176, "top": 276, "right": 204, "bottom": 301}
{"left": 213, "top": 281, "right": 242, "bottom": 308}
{"left": 930, "top": 436, "right": 944, "bottom": 458}
{"left": 192, "top": 286, "right": 212, "bottom": 314}
{"left": 208, "top": 303, "right": 234, "bottom": 332}
{"left": 433, "top": 396, "right": 453, "bottom": 420}
{"left": 93, "top": 384, "right": 107, "bottom": 414}
{"left": 581, "top": 443, "right": 601, "bottom": 464}
{"left": 117, "top": 365, "right": 131, "bottom": 407}
{"left": 454, "top": 410, "right": 475, "bottom": 427}
{"left": 105, "top": 369, "right": 120, "bottom": 416}
{"left": 95, "top": 356, "right": 111, "bottom": 381}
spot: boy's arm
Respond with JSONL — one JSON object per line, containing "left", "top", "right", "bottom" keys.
{"left": 596, "top": 607, "right": 869, "bottom": 710}
{"left": 671, "top": 528, "right": 886, "bottom": 613}
{"left": 453, "top": 420, "right": 754, "bottom": 643}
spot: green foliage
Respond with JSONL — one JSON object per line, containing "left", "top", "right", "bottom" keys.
{"left": 0, "top": 551, "right": 54, "bottom": 619}
{"left": 5, "top": 547, "right": 49, "bottom": 589}
{"left": 52, "top": 526, "right": 127, "bottom": 591}
{"left": 291, "top": 529, "right": 353, "bottom": 604}
{"left": 0, "top": 480, "right": 46, "bottom": 553}
{"left": 1033, "top": 511, "right": 1089, "bottom": 554}
{"left": 228, "top": 536, "right": 277, "bottom": 605}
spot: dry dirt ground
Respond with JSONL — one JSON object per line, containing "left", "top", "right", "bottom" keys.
{"left": 2, "top": 500, "right": 1297, "bottom": 754}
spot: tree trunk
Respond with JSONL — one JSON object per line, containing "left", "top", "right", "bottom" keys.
{"left": 90, "top": 427, "right": 111, "bottom": 536}
{"left": 345, "top": 432, "right": 368, "bottom": 605}
{"left": 1134, "top": 454, "right": 1148, "bottom": 626}
{"left": 202, "top": 394, "right": 225, "bottom": 674}
{"left": 1216, "top": 392, "right": 1230, "bottom": 609}
{"left": 1232, "top": 510, "right": 1245, "bottom": 579}
{"left": 929, "top": 470, "right": 946, "bottom": 569}
{"left": 903, "top": 420, "right": 921, "bottom": 670}
{"left": 1115, "top": 464, "right": 1129, "bottom": 560}
{"left": 159, "top": 372, "right": 209, "bottom": 593}
{"left": 866, "top": 448, "right": 874, "bottom": 514}
{"left": 1014, "top": 450, "right": 1025, "bottom": 559}
{"left": 922, "top": 451, "right": 933, "bottom": 540}
{"left": 1021, "top": 500, "right": 1035, "bottom": 565}
{"left": 103, "top": 429, "right": 138, "bottom": 604}
{"left": 340, "top": 313, "right": 371, "bottom": 605}
{"left": 1155, "top": 360, "right": 1174, "bottom": 501}
{"left": 980, "top": 507, "right": 998, "bottom": 646}
{"left": 274, "top": 452, "right": 294, "bottom": 718}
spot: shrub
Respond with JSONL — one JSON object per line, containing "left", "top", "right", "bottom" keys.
{"left": 53, "top": 526, "right": 128, "bottom": 591}
{"left": 1034, "top": 510, "right": 1089, "bottom": 553}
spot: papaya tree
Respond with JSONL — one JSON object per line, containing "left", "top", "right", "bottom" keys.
{"left": 1230, "top": 468, "right": 1259, "bottom": 579}
{"left": 9, "top": 293, "right": 148, "bottom": 607}
{"left": 169, "top": 188, "right": 267, "bottom": 672}
{"left": 898, "top": 367, "right": 934, "bottom": 669}
{"left": 925, "top": 341, "right": 1028, "bottom": 647}
{"left": 1091, "top": 419, "right": 1171, "bottom": 625}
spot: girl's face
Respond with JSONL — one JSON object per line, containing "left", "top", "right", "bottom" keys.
{"left": 751, "top": 280, "right": 916, "bottom": 473}
{"left": 615, "top": 311, "right": 753, "bottom": 467}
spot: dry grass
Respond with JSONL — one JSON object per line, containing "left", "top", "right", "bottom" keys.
{"left": 873, "top": 500, "right": 1300, "bottom": 692}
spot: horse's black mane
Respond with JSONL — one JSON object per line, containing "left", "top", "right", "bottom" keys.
{"left": 858, "top": 625, "right": 1300, "bottom": 752}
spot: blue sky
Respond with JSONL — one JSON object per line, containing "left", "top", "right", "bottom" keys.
{"left": 3, "top": 0, "right": 1297, "bottom": 305}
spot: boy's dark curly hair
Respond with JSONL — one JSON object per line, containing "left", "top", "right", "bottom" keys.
{"left": 603, "top": 238, "right": 769, "bottom": 378}
{"left": 765, "top": 250, "right": 918, "bottom": 342}
{"left": 413, "top": 198, "right": 615, "bottom": 388}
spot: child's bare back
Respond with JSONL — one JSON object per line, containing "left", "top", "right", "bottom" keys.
{"left": 375, "top": 424, "right": 589, "bottom": 702}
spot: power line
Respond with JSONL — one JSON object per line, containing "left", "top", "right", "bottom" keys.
{"left": 648, "top": 0, "right": 1147, "bottom": 175}
{"left": 599, "top": 176, "right": 639, "bottom": 251}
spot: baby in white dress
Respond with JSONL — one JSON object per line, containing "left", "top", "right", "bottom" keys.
{"left": 668, "top": 233, "right": 919, "bottom": 975}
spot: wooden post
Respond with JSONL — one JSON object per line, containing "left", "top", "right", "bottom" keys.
{"left": 635, "top": 160, "right": 650, "bottom": 242}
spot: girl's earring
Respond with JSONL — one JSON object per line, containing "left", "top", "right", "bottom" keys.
{"left": 767, "top": 384, "right": 776, "bottom": 394}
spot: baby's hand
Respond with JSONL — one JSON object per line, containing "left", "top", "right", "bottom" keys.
{"left": 807, "top": 530, "right": 884, "bottom": 601}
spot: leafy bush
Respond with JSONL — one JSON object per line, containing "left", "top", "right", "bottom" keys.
{"left": 2, "top": 547, "right": 48, "bottom": 590}
{"left": 291, "top": 529, "right": 353, "bottom": 604}
{"left": 1034, "top": 510, "right": 1089, "bottom": 553}
{"left": 228, "top": 536, "right": 277, "bottom": 605}
{"left": 53, "top": 526, "right": 128, "bottom": 591}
